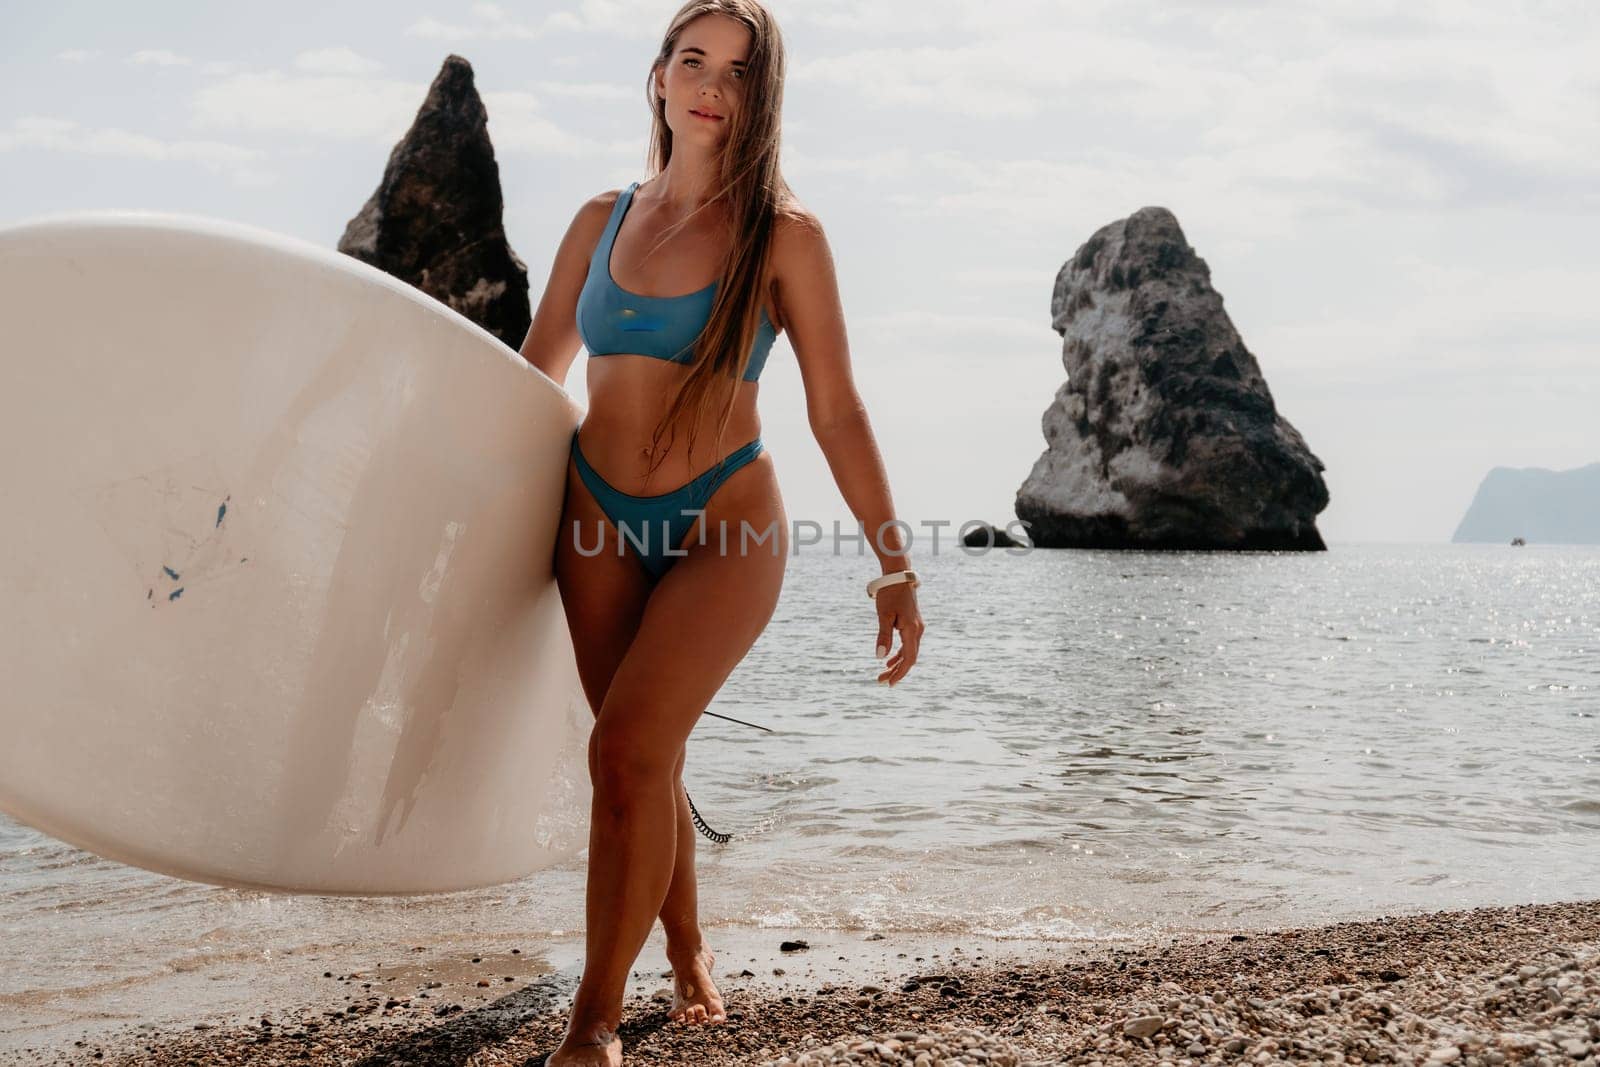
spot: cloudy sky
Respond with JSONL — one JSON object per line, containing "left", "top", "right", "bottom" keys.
{"left": 4, "top": 0, "right": 1596, "bottom": 544}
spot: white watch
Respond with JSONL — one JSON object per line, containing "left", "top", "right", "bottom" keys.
{"left": 866, "top": 569, "right": 919, "bottom": 599}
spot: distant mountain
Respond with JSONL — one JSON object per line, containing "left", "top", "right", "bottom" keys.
{"left": 1452, "top": 462, "right": 1600, "bottom": 544}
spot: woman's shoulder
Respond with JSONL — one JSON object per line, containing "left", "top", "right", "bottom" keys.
{"left": 769, "top": 193, "right": 828, "bottom": 270}
{"left": 580, "top": 185, "right": 629, "bottom": 219}
{"left": 549, "top": 187, "right": 630, "bottom": 270}
{"left": 772, "top": 188, "right": 820, "bottom": 229}
{"left": 561, "top": 186, "right": 628, "bottom": 244}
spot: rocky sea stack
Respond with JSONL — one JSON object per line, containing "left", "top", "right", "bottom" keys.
{"left": 1016, "top": 207, "right": 1328, "bottom": 550}
{"left": 338, "top": 55, "right": 530, "bottom": 348}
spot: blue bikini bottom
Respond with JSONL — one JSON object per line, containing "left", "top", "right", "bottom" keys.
{"left": 569, "top": 429, "right": 765, "bottom": 579}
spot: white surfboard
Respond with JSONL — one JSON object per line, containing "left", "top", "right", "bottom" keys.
{"left": 0, "top": 211, "right": 592, "bottom": 895}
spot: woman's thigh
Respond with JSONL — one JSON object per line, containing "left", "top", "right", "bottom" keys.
{"left": 555, "top": 452, "right": 656, "bottom": 717}
{"left": 589, "top": 454, "right": 787, "bottom": 782}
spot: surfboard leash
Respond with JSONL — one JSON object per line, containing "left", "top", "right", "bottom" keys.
{"left": 678, "top": 710, "right": 771, "bottom": 844}
{"left": 684, "top": 786, "right": 732, "bottom": 844}
{"left": 700, "top": 710, "right": 773, "bottom": 733}
{"left": 684, "top": 709, "right": 774, "bottom": 844}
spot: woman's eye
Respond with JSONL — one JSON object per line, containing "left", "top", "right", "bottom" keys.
{"left": 682, "top": 57, "right": 743, "bottom": 78}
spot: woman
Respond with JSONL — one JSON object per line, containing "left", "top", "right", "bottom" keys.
{"left": 519, "top": 2, "right": 923, "bottom": 1063}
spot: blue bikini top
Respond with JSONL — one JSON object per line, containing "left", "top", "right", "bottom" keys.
{"left": 577, "top": 181, "right": 777, "bottom": 383}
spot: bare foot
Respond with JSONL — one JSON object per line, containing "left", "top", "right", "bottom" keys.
{"left": 545, "top": 1025, "right": 622, "bottom": 1066}
{"left": 666, "top": 944, "right": 726, "bottom": 1025}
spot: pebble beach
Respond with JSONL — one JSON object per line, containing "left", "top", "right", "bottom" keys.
{"left": 8, "top": 897, "right": 1593, "bottom": 1066}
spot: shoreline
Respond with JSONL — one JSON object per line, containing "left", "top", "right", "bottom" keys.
{"left": 12, "top": 898, "right": 1598, "bottom": 1065}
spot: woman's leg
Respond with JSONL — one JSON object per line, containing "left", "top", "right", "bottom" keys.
{"left": 547, "top": 454, "right": 786, "bottom": 1066}
{"left": 659, "top": 748, "right": 721, "bottom": 1025}
{"left": 556, "top": 452, "right": 656, "bottom": 713}
{"left": 558, "top": 450, "right": 731, "bottom": 1016}
{"left": 656, "top": 442, "right": 771, "bottom": 1025}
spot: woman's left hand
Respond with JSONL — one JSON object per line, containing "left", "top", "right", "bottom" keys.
{"left": 874, "top": 584, "right": 924, "bottom": 686}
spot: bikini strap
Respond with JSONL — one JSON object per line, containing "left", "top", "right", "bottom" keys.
{"left": 595, "top": 181, "right": 640, "bottom": 266}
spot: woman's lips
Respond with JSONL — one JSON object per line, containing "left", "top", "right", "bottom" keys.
{"left": 690, "top": 109, "right": 723, "bottom": 121}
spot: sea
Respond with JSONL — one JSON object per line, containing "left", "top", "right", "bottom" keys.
{"left": 2, "top": 541, "right": 1596, "bottom": 1053}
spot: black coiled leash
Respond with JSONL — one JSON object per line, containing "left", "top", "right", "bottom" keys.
{"left": 684, "top": 787, "right": 731, "bottom": 844}
{"left": 683, "top": 709, "right": 773, "bottom": 844}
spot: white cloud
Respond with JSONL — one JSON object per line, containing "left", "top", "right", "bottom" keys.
{"left": 946, "top": 268, "right": 1051, "bottom": 288}
{"left": 555, "top": 0, "right": 671, "bottom": 37}
{"left": 405, "top": 10, "right": 544, "bottom": 42}
{"left": 187, "top": 69, "right": 633, "bottom": 158}
{"left": 128, "top": 49, "right": 193, "bottom": 68}
{"left": 1256, "top": 257, "right": 1600, "bottom": 383}
{"left": 771, "top": 0, "right": 1120, "bottom": 34}
{"left": 533, "top": 79, "right": 636, "bottom": 101}
{"left": 56, "top": 49, "right": 99, "bottom": 63}
{"left": 481, "top": 90, "right": 634, "bottom": 156}
{"left": 405, "top": 17, "right": 492, "bottom": 42}
{"left": 0, "top": 116, "right": 273, "bottom": 188}
{"left": 788, "top": 145, "right": 1309, "bottom": 244}
{"left": 851, "top": 310, "right": 1051, "bottom": 351}
{"left": 793, "top": 32, "right": 1198, "bottom": 122}
{"left": 786, "top": 5, "right": 1599, "bottom": 215}
{"left": 783, "top": 145, "right": 921, "bottom": 184}
{"left": 191, "top": 71, "right": 432, "bottom": 141}
{"left": 406, "top": 1, "right": 666, "bottom": 42}
{"left": 294, "top": 48, "right": 384, "bottom": 77}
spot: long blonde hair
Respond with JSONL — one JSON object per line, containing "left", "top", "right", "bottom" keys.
{"left": 637, "top": 0, "right": 797, "bottom": 488}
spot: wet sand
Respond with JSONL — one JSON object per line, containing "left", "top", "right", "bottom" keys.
{"left": 9, "top": 898, "right": 1598, "bottom": 1065}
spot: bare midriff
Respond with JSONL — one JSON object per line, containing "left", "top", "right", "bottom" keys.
{"left": 577, "top": 352, "right": 765, "bottom": 498}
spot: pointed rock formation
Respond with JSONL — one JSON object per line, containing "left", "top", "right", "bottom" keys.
{"left": 338, "top": 55, "right": 530, "bottom": 349}
{"left": 1016, "top": 207, "right": 1328, "bottom": 550}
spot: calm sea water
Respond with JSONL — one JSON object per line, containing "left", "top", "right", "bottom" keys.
{"left": 3, "top": 542, "right": 1596, "bottom": 1047}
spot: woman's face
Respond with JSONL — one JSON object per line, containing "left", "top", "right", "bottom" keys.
{"left": 656, "top": 13, "right": 751, "bottom": 139}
